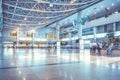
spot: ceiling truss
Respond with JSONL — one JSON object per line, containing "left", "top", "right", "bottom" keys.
{"left": 2, "top": 0, "right": 102, "bottom": 30}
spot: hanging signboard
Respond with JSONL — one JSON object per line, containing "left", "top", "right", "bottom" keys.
{"left": 82, "top": 28, "right": 93, "bottom": 36}
{"left": 10, "top": 32, "right": 17, "bottom": 37}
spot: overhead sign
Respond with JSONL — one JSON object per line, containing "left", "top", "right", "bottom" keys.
{"left": 82, "top": 28, "right": 93, "bottom": 35}
{"left": 10, "top": 32, "right": 17, "bottom": 37}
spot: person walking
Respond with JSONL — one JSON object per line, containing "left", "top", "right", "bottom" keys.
{"left": 97, "top": 42, "right": 103, "bottom": 55}
{"left": 107, "top": 43, "right": 114, "bottom": 56}
{"left": 92, "top": 41, "right": 97, "bottom": 54}
{"left": 89, "top": 41, "right": 93, "bottom": 54}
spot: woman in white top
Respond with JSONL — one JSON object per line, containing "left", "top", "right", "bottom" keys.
{"left": 90, "top": 41, "right": 93, "bottom": 54}
{"left": 92, "top": 41, "right": 97, "bottom": 54}
{"left": 97, "top": 42, "right": 103, "bottom": 55}
{"left": 107, "top": 43, "right": 114, "bottom": 55}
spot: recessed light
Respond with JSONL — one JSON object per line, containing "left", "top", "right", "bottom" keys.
{"left": 107, "top": 8, "right": 109, "bottom": 10}
{"left": 97, "top": 9, "right": 100, "bottom": 11}
{"left": 81, "top": 15, "right": 83, "bottom": 18}
{"left": 112, "top": 3, "right": 114, "bottom": 6}
{"left": 24, "top": 18, "right": 27, "bottom": 20}
{"left": 101, "top": 5, "right": 103, "bottom": 8}
{"left": 115, "top": 11, "right": 118, "bottom": 14}
{"left": 49, "top": 3, "right": 53, "bottom": 7}
{"left": 88, "top": 10, "right": 91, "bottom": 12}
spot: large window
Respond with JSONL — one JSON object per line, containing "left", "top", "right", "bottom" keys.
{"left": 116, "top": 22, "right": 120, "bottom": 31}
{"left": 104, "top": 23, "right": 113, "bottom": 32}
{"left": 96, "top": 25, "right": 104, "bottom": 33}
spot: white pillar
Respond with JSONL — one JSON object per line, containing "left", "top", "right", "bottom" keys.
{"left": 93, "top": 27, "right": 96, "bottom": 40}
{"left": 69, "top": 32, "right": 72, "bottom": 41}
{"left": 77, "top": 12, "right": 82, "bottom": 39}
{"left": 0, "top": 31, "right": 2, "bottom": 49}
{"left": 56, "top": 23, "right": 60, "bottom": 56}
{"left": 32, "top": 33, "right": 34, "bottom": 48}
{"left": 78, "top": 12, "right": 83, "bottom": 50}
{"left": 78, "top": 25, "right": 82, "bottom": 39}
{"left": 16, "top": 30, "right": 19, "bottom": 47}
{"left": 113, "top": 23, "right": 116, "bottom": 32}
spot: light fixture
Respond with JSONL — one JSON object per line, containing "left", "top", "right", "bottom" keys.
{"left": 24, "top": 17, "right": 27, "bottom": 20}
{"left": 107, "top": 7, "right": 109, "bottom": 10}
{"left": 49, "top": 3, "right": 53, "bottom": 7}
{"left": 94, "top": 12, "right": 97, "bottom": 14}
{"left": 115, "top": 11, "right": 118, "bottom": 14}
{"left": 88, "top": 10, "right": 91, "bottom": 12}
{"left": 112, "top": 3, "right": 114, "bottom": 6}
{"left": 38, "top": 22, "right": 41, "bottom": 24}
{"left": 70, "top": 0, "right": 76, "bottom": 4}
{"left": 101, "top": 5, "right": 103, "bottom": 8}
{"left": 97, "top": 9, "right": 100, "bottom": 11}
{"left": 31, "top": 30, "right": 35, "bottom": 33}
{"left": 81, "top": 15, "right": 84, "bottom": 18}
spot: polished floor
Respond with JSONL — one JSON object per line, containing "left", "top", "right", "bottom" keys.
{"left": 0, "top": 48, "right": 120, "bottom": 80}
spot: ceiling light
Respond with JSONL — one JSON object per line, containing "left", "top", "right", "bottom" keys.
{"left": 24, "top": 18, "right": 27, "bottom": 20}
{"left": 39, "top": 22, "right": 41, "bottom": 24}
{"left": 81, "top": 15, "right": 83, "bottom": 18}
{"left": 94, "top": 12, "right": 97, "bottom": 14}
{"left": 35, "top": 0, "right": 41, "bottom": 3}
{"left": 88, "top": 10, "right": 91, "bottom": 12}
{"left": 101, "top": 5, "right": 103, "bottom": 8}
{"left": 115, "top": 11, "right": 118, "bottom": 14}
{"left": 49, "top": 3, "right": 53, "bottom": 7}
{"left": 112, "top": 3, "right": 114, "bottom": 6}
{"left": 31, "top": 30, "right": 35, "bottom": 33}
{"left": 46, "top": 17, "right": 49, "bottom": 19}
{"left": 107, "top": 8, "right": 109, "bottom": 10}
{"left": 70, "top": 0, "right": 76, "bottom": 4}
{"left": 97, "top": 9, "right": 100, "bottom": 11}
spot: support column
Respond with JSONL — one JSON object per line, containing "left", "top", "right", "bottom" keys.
{"left": 0, "top": 31, "right": 3, "bottom": 50}
{"left": 113, "top": 23, "right": 116, "bottom": 32}
{"left": 0, "top": 31, "right": 4, "bottom": 55}
{"left": 78, "top": 25, "right": 82, "bottom": 39}
{"left": 32, "top": 33, "right": 34, "bottom": 48}
{"left": 93, "top": 27, "right": 97, "bottom": 40}
{"left": 77, "top": 12, "right": 82, "bottom": 39}
{"left": 78, "top": 12, "right": 84, "bottom": 50}
{"left": 68, "top": 32, "right": 72, "bottom": 41}
{"left": 56, "top": 23, "right": 60, "bottom": 56}
{"left": 16, "top": 30, "right": 19, "bottom": 47}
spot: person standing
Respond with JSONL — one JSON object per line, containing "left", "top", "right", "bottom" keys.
{"left": 89, "top": 41, "right": 93, "bottom": 54}
{"left": 97, "top": 42, "right": 103, "bottom": 55}
{"left": 92, "top": 41, "right": 97, "bottom": 54}
{"left": 107, "top": 43, "right": 114, "bottom": 55}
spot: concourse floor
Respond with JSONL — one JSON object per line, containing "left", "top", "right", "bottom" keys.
{"left": 0, "top": 48, "right": 120, "bottom": 80}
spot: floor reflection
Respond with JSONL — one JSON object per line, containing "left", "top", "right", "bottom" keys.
{"left": 0, "top": 48, "right": 120, "bottom": 80}
{"left": 0, "top": 48, "right": 120, "bottom": 70}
